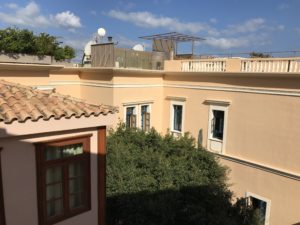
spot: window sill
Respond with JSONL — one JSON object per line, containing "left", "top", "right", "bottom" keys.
{"left": 209, "top": 137, "right": 223, "bottom": 143}
{"left": 170, "top": 130, "right": 183, "bottom": 134}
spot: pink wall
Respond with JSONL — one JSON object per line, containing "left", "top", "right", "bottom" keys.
{"left": 0, "top": 129, "right": 99, "bottom": 225}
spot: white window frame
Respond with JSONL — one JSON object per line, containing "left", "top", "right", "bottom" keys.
{"left": 170, "top": 100, "right": 185, "bottom": 135}
{"left": 123, "top": 102, "right": 152, "bottom": 129}
{"left": 246, "top": 192, "right": 271, "bottom": 225}
{"left": 206, "top": 101, "right": 229, "bottom": 153}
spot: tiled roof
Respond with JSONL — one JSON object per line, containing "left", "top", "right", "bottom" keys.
{"left": 0, "top": 80, "right": 118, "bottom": 124}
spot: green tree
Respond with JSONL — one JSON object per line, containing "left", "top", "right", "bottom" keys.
{"left": 106, "top": 125, "right": 257, "bottom": 225}
{"left": 249, "top": 52, "right": 271, "bottom": 58}
{"left": 0, "top": 27, "right": 76, "bottom": 61}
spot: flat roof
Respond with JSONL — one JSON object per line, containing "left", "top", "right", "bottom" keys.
{"left": 139, "top": 32, "right": 205, "bottom": 42}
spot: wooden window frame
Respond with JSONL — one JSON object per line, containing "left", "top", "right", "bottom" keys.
{"left": 35, "top": 135, "right": 92, "bottom": 225}
{"left": 0, "top": 147, "right": 5, "bottom": 225}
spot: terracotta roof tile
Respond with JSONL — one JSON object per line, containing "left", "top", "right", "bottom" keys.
{"left": 0, "top": 80, "right": 118, "bottom": 124}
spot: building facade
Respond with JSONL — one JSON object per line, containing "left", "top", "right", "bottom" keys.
{"left": 0, "top": 57, "right": 300, "bottom": 224}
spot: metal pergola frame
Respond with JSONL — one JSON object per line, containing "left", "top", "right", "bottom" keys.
{"left": 139, "top": 32, "right": 205, "bottom": 55}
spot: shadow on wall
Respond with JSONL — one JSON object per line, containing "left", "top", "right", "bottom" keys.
{"left": 107, "top": 185, "right": 251, "bottom": 225}
{"left": 292, "top": 223, "right": 300, "bottom": 225}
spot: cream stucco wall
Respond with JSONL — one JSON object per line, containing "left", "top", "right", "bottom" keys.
{"left": 1, "top": 64, "right": 300, "bottom": 224}
{"left": 221, "top": 158, "right": 300, "bottom": 225}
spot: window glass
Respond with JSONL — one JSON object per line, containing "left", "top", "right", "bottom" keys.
{"left": 47, "top": 199, "right": 63, "bottom": 218}
{"left": 250, "top": 197, "right": 267, "bottom": 224}
{"left": 173, "top": 105, "right": 183, "bottom": 132}
{"left": 212, "top": 110, "right": 224, "bottom": 140}
{"left": 46, "top": 167, "right": 62, "bottom": 184}
{"left": 46, "top": 184, "right": 63, "bottom": 200}
{"left": 69, "top": 162, "right": 84, "bottom": 178}
{"left": 70, "top": 193, "right": 84, "bottom": 209}
{"left": 126, "top": 107, "right": 136, "bottom": 128}
{"left": 45, "top": 144, "right": 83, "bottom": 160}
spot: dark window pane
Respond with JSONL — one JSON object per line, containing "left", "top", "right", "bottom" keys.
{"left": 46, "top": 184, "right": 63, "bottom": 200}
{"left": 141, "top": 105, "right": 149, "bottom": 131}
{"left": 173, "top": 105, "right": 182, "bottom": 131}
{"left": 46, "top": 167, "right": 62, "bottom": 184}
{"left": 126, "top": 107, "right": 135, "bottom": 127}
{"left": 69, "top": 193, "right": 84, "bottom": 209}
{"left": 46, "top": 199, "right": 63, "bottom": 218}
{"left": 69, "top": 162, "right": 84, "bottom": 178}
{"left": 212, "top": 110, "right": 224, "bottom": 140}
{"left": 45, "top": 146, "right": 61, "bottom": 160}
{"left": 250, "top": 197, "right": 266, "bottom": 223}
{"left": 69, "top": 178, "right": 84, "bottom": 193}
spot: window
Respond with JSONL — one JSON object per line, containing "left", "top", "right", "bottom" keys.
{"left": 205, "top": 101, "right": 229, "bottom": 153}
{"left": 125, "top": 106, "right": 137, "bottom": 128}
{"left": 211, "top": 110, "right": 224, "bottom": 140}
{"left": 173, "top": 105, "right": 183, "bottom": 132}
{"left": 246, "top": 193, "right": 271, "bottom": 225}
{"left": 141, "top": 105, "right": 150, "bottom": 132}
{"left": 170, "top": 100, "right": 185, "bottom": 134}
{"left": 35, "top": 135, "right": 91, "bottom": 225}
{"left": 124, "top": 103, "right": 152, "bottom": 130}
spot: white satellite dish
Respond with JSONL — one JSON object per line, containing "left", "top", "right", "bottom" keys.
{"left": 97, "top": 28, "right": 106, "bottom": 37}
{"left": 132, "top": 44, "right": 145, "bottom": 51}
{"left": 84, "top": 40, "right": 96, "bottom": 56}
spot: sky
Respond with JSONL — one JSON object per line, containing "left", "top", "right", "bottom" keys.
{"left": 0, "top": 0, "right": 299, "bottom": 59}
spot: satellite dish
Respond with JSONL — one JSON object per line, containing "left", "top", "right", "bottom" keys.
{"left": 132, "top": 44, "right": 145, "bottom": 51}
{"left": 84, "top": 40, "right": 96, "bottom": 56}
{"left": 97, "top": 28, "right": 106, "bottom": 37}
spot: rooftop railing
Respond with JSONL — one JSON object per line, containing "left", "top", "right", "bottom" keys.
{"left": 164, "top": 57, "right": 300, "bottom": 73}
{"left": 181, "top": 60, "right": 226, "bottom": 72}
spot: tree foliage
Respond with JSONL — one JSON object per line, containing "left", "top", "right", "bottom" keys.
{"left": 0, "top": 27, "right": 75, "bottom": 61}
{"left": 249, "top": 52, "right": 271, "bottom": 58}
{"left": 106, "top": 125, "right": 261, "bottom": 225}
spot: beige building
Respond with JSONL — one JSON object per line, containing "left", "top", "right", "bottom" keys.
{"left": 0, "top": 53, "right": 300, "bottom": 225}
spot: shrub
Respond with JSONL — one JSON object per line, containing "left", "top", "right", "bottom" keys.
{"left": 106, "top": 125, "right": 256, "bottom": 225}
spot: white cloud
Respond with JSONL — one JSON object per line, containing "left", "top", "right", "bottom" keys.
{"left": 5, "top": 3, "right": 18, "bottom": 9}
{"left": 90, "top": 10, "right": 97, "bottom": 16}
{"left": 107, "top": 10, "right": 218, "bottom": 35}
{"left": 116, "top": 35, "right": 150, "bottom": 49}
{"left": 53, "top": 11, "right": 82, "bottom": 31}
{"left": 278, "top": 3, "right": 289, "bottom": 10}
{"left": 0, "top": 2, "right": 50, "bottom": 27}
{"left": 209, "top": 18, "right": 218, "bottom": 24}
{"left": 0, "top": 2, "right": 82, "bottom": 31}
{"left": 204, "top": 34, "right": 269, "bottom": 50}
{"left": 223, "top": 18, "right": 265, "bottom": 35}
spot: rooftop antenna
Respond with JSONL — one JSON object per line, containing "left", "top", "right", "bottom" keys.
{"left": 96, "top": 27, "right": 106, "bottom": 43}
